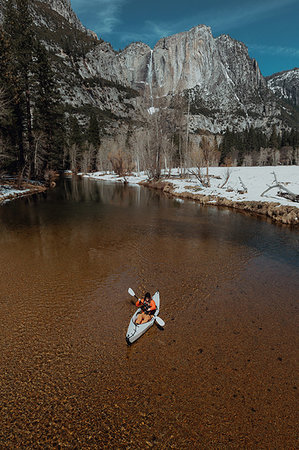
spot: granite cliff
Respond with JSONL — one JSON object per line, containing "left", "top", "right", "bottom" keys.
{"left": 0, "top": 0, "right": 297, "bottom": 135}
{"left": 266, "top": 68, "right": 299, "bottom": 108}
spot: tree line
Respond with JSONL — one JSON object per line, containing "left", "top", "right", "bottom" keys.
{"left": 0, "top": 0, "right": 66, "bottom": 182}
{"left": 0, "top": 0, "right": 101, "bottom": 184}
{"left": 0, "top": 1, "right": 298, "bottom": 185}
{"left": 219, "top": 126, "right": 299, "bottom": 166}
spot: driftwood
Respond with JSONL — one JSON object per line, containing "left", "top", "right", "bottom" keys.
{"left": 278, "top": 191, "right": 299, "bottom": 202}
{"left": 219, "top": 168, "right": 231, "bottom": 189}
{"left": 261, "top": 171, "right": 299, "bottom": 203}
{"left": 238, "top": 177, "right": 248, "bottom": 193}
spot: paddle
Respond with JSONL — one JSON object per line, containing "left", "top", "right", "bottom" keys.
{"left": 128, "top": 288, "right": 165, "bottom": 327}
{"left": 128, "top": 287, "right": 138, "bottom": 300}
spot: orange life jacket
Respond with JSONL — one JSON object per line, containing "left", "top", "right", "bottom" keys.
{"left": 136, "top": 298, "right": 156, "bottom": 314}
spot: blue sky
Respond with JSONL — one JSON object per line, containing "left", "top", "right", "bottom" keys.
{"left": 71, "top": 0, "right": 299, "bottom": 76}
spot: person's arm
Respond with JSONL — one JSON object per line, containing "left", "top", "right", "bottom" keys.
{"left": 136, "top": 299, "right": 142, "bottom": 307}
{"left": 148, "top": 300, "right": 156, "bottom": 313}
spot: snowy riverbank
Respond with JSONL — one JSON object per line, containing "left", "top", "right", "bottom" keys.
{"left": 84, "top": 166, "right": 299, "bottom": 225}
{"left": 0, "top": 181, "right": 46, "bottom": 205}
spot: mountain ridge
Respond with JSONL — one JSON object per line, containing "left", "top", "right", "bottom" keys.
{"left": 0, "top": 1, "right": 297, "bottom": 135}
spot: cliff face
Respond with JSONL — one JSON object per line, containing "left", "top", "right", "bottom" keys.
{"left": 266, "top": 68, "right": 299, "bottom": 108}
{"left": 0, "top": 1, "right": 297, "bottom": 134}
{"left": 80, "top": 24, "right": 291, "bottom": 132}
{"left": 0, "top": 0, "right": 87, "bottom": 33}
{"left": 0, "top": 0, "right": 142, "bottom": 127}
{"left": 38, "top": 0, "right": 86, "bottom": 31}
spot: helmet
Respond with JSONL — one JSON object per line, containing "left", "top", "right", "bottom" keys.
{"left": 144, "top": 292, "right": 151, "bottom": 301}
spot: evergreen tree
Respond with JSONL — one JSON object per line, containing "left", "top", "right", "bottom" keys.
{"left": 219, "top": 128, "right": 234, "bottom": 165}
{"left": 1, "top": 0, "right": 66, "bottom": 177}
{"left": 86, "top": 112, "right": 100, "bottom": 148}
{"left": 0, "top": 27, "right": 14, "bottom": 146}
{"left": 3, "top": 0, "right": 35, "bottom": 178}
{"left": 68, "top": 116, "right": 83, "bottom": 148}
{"left": 33, "top": 40, "right": 65, "bottom": 171}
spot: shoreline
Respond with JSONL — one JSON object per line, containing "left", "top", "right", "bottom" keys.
{"left": 0, "top": 181, "right": 47, "bottom": 205}
{"left": 2, "top": 168, "right": 298, "bottom": 226}
{"left": 141, "top": 180, "right": 299, "bottom": 226}
{"left": 84, "top": 166, "right": 299, "bottom": 227}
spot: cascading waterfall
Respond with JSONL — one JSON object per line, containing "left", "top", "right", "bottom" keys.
{"left": 147, "top": 49, "right": 154, "bottom": 109}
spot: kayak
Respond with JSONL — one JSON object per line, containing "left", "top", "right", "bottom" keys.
{"left": 126, "top": 291, "right": 160, "bottom": 345}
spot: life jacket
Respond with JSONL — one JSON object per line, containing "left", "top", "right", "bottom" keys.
{"left": 136, "top": 298, "right": 156, "bottom": 315}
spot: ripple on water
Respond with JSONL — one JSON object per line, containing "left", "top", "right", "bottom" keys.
{"left": 0, "top": 178, "right": 298, "bottom": 448}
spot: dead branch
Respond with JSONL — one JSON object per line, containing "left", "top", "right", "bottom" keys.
{"left": 188, "top": 167, "right": 209, "bottom": 187}
{"left": 238, "top": 177, "right": 248, "bottom": 193}
{"left": 261, "top": 171, "right": 299, "bottom": 202}
{"left": 219, "top": 168, "right": 231, "bottom": 188}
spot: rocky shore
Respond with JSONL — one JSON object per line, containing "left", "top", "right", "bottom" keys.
{"left": 141, "top": 180, "right": 299, "bottom": 226}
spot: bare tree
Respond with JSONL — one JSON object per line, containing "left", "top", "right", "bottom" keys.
{"left": 108, "top": 147, "right": 135, "bottom": 180}
{"left": 219, "top": 167, "right": 231, "bottom": 188}
{"left": 69, "top": 143, "right": 79, "bottom": 173}
{"left": 293, "top": 147, "right": 299, "bottom": 165}
{"left": 242, "top": 154, "right": 253, "bottom": 166}
{"left": 80, "top": 143, "right": 95, "bottom": 174}
{"left": 280, "top": 146, "right": 293, "bottom": 165}
{"left": 32, "top": 130, "right": 47, "bottom": 178}
{"left": 257, "top": 147, "right": 269, "bottom": 166}
{"left": 188, "top": 141, "right": 209, "bottom": 187}
{"left": 200, "top": 136, "right": 215, "bottom": 187}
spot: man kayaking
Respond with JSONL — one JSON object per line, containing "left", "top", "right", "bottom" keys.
{"left": 135, "top": 292, "right": 156, "bottom": 325}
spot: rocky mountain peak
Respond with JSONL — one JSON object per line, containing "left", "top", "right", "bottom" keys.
{"left": 0, "top": 0, "right": 297, "bottom": 135}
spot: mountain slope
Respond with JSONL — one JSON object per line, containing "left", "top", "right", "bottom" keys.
{"left": 0, "top": 0, "right": 143, "bottom": 133}
{"left": 266, "top": 68, "right": 299, "bottom": 108}
{"left": 0, "top": 1, "right": 297, "bottom": 135}
{"left": 81, "top": 24, "right": 296, "bottom": 133}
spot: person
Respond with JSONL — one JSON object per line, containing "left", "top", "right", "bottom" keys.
{"left": 135, "top": 292, "right": 156, "bottom": 325}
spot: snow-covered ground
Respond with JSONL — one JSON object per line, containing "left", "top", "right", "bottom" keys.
{"left": 84, "top": 166, "right": 299, "bottom": 207}
{"left": 0, "top": 185, "right": 31, "bottom": 204}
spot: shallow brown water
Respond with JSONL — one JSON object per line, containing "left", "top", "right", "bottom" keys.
{"left": 0, "top": 177, "right": 298, "bottom": 448}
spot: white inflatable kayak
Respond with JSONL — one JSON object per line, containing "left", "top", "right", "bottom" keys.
{"left": 126, "top": 291, "right": 160, "bottom": 345}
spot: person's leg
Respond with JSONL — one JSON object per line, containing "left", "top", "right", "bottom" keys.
{"left": 135, "top": 314, "right": 140, "bottom": 324}
{"left": 135, "top": 313, "right": 146, "bottom": 324}
{"left": 140, "top": 314, "right": 151, "bottom": 324}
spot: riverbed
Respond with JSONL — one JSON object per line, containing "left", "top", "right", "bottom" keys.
{"left": 0, "top": 177, "right": 298, "bottom": 448}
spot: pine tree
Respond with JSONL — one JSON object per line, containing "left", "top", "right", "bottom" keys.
{"left": 33, "top": 40, "right": 65, "bottom": 172}
{"left": 3, "top": 0, "right": 35, "bottom": 179}
{"left": 219, "top": 128, "right": 233, "bottom": 165}
{"left": 0, "top": 23, "right": 24, "bottom": 174}
{"left": 86, "top": 112, "right": 100, "bottom": 148}
{"left": 69, "top": 116, "right": 83, "bottom": 148}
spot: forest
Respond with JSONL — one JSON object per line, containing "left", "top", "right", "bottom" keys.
{"left": 0, "top": 0, "right": 298, "bottom": 186}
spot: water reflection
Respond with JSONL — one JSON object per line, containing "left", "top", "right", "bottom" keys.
{"left": 0, "top": 176, "right": 298, "bottom": 270}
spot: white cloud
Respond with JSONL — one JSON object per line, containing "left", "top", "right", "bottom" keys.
{"left": 71, "top": 0, "right": 127, "bottom": 34}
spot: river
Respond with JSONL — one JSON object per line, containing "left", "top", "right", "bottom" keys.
{"left": 0, "top": 177, "right": 298, "bottom": 448}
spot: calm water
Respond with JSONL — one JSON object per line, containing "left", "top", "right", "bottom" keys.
{"left": 0, "top": 177, "right": 298, "bottom": 448}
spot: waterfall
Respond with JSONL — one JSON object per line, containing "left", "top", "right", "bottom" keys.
{"left": 147, "top": 49, "right": 154, "bottom": 108}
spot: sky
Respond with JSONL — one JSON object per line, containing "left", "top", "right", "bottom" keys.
{"left": 70, "top": 0, "right": 299, "bottom": 76}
